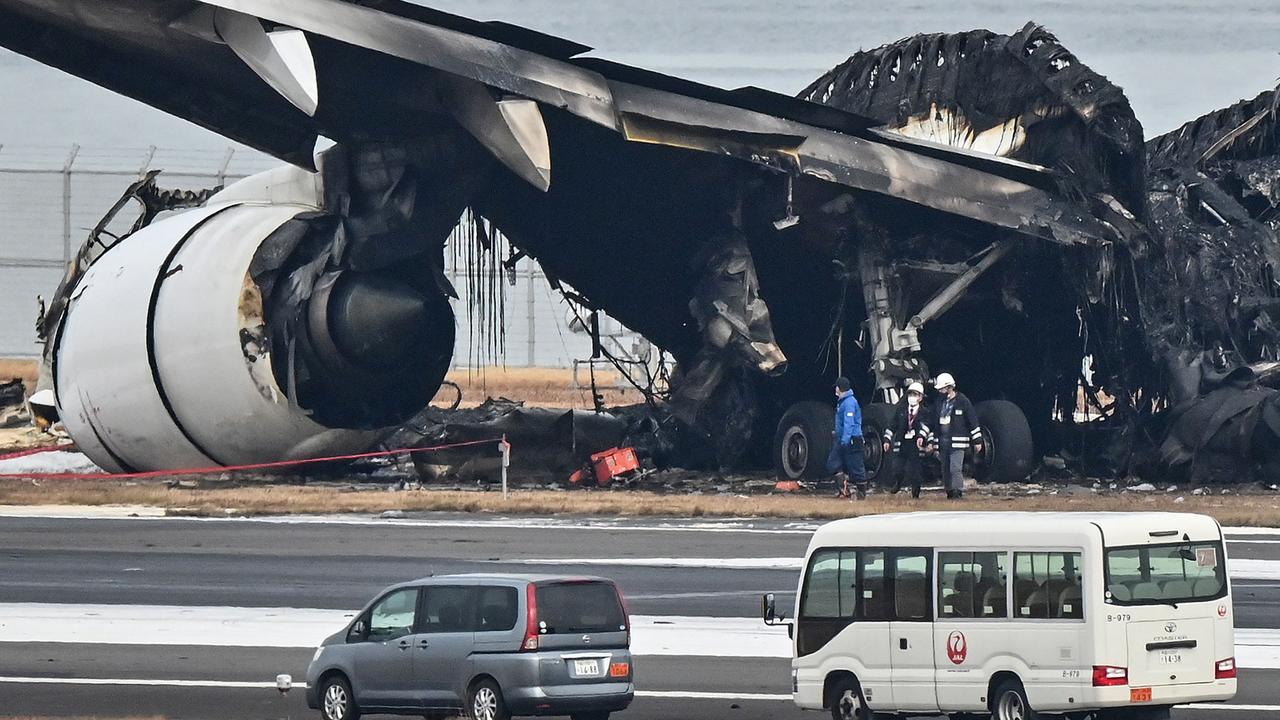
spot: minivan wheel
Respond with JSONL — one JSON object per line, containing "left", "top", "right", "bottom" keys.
{"left": 467, "top": 679, "right": 510, "bottom": 720}
{"left": 570, "top": 713, "right": 610, "bottom": 720}
{"left": 320, "top": 675, "right": 359, "bottom": 720}
{"left": 991, "top": 679, "right": 1037, "bottom": 720}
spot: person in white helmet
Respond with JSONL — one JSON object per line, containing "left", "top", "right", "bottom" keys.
{"left": 882, "top": 380, "right": 928, "bottom": 498}
{"left": 921, "top": 372, "right": 983, "bottom": 499}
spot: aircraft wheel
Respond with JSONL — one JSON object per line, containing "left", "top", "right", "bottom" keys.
{"left": 774, "top": 401, "right": 835, "bottom": 480}
{"left": 861, "top": 403, "right": 896, "bottom": 484}
{"left": 974, "top": 400, "right": 1035, "bottom": 484}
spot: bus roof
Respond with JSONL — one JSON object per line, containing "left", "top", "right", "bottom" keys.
{"left": 810, "top": 512, "right": 1222, "bottom": 549}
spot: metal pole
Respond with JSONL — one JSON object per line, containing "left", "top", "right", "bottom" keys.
{"left": 138, "top": 145, "right": 157, "bottom": 177}
{"left": 499, "top": 435, "right": 511, "bottom": 500}
{"left": 61, "top": 144, "right": 80, "bottom": 265}
{"left": 216, "top": 147, "right": 236, "bottom": 188}
{"left": 526, "top": 269, "right": 537, "bottom": 367}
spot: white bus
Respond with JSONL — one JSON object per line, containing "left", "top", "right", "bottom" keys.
{"left": 763, "top": 512, "right": 1237, "bottom": 720}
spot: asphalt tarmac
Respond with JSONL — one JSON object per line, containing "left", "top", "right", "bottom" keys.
{"left": 0, "top": 513, "right": 1276, "bottom": 719}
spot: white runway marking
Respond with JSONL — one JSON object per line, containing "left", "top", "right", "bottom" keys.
{"left": 0, "top": 604, "right": 790, "bottom": 658}
{"left": 2, "top": 603, "right": 1279, "bottom": 668}
{"left": 520, "top": 555, "right": 1280, "bottom": 581}
{"left": 520, "top": 557, "right": 803, "bottom": 570}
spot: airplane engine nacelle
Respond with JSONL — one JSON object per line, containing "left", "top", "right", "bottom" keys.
{"left": 54, "top": 199, "right": 451, "bottom": 473}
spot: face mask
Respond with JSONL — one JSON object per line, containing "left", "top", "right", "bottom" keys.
{"left": 908, "top": 395, "right": 921, "bottom": 408}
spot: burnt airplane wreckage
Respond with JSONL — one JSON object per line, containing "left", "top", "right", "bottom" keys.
{"left": 6, "top": 1, "right": 1280, "bottom": 485}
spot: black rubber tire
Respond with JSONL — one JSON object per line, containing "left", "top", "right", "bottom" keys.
{"left": 467, "top": 678, "right": 510, "bottom": 720}
{"left": 974, "top": 400, "right": 1035, "bottom": 484}
{"left": 569, "top": 713, "right": 611, "bottom": 720}
{"left": 990, "top": 678, "right": 1037, "bottom": 720}
{"left": 861, "top": 403, "right": 896, "bottom": 484}
{"left": 319, "top": 675, "right": 360, "bottom": 720}
{"left": 827, "top": 676, "right": 874, "bottom": 720}
{"left": 774, "top": 401, "right": 836, "bottom": 480}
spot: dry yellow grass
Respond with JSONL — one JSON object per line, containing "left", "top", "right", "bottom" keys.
{"left": 0, "top": 358, "right": 37, "bottom": 389}
{"left": 1, "top": 480, "right": 1278, "bottom": 526}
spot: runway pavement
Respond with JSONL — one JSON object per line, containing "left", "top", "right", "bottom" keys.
{"left": 0, "top": 511, "right": 1277, "bottom": 719}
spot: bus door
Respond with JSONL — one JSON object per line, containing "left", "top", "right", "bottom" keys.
{"left": 889, "top": 549, "right": 938, "bottom": 713}
{"left": 853, "top": 549, "right": 894, "bottom": 710}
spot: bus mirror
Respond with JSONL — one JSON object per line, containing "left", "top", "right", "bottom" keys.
{"left": 762, "top": 593, "right": 783, "bottom": 624}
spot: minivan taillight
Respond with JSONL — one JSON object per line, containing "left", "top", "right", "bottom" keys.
{"left": 1216, "top": 658, "right": 1237, "bottom": 679}
{"left": 522, "top": 584, "right": 540, "bottom": 651}
{"left": 1092, "top": 665, "right": 1128, "bottom": 686}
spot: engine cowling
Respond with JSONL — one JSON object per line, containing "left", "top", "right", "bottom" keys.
{"left": 54, "top": 196, "right": 453, "bottom": 473}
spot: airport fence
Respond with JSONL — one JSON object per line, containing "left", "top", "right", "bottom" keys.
{"left": 0, "top": 144, "right": 646, "bottom": 376}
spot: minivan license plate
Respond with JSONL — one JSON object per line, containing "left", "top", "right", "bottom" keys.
{"left": 574, "top": 659, "right": 601, "bottom": 677}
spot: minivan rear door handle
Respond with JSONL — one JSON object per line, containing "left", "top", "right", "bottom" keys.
{"left": 418, "top": 639, "right": 430, "bottom": 649}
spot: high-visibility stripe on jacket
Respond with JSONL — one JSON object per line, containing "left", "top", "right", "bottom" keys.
{"left": 921, "top": 392, "right": 982, "bottom": 449}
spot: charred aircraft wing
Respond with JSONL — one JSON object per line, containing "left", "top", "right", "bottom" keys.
{"left": 0, "top": 0, "right": 1118, "bottom": 247}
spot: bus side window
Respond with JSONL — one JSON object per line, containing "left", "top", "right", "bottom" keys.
{"left": 974, "top": 551, "right": 1008, "bottom": 618}
{"left": 1014, "top": 553, "right": 1051, "bottom": 619}
{"left": 938, "top": 552, "right": 976, "bottom": 618}
{"left": 1056, "top": 552, "right": 1084, "bottom": 619}
{"left": 893, "top": 551, "right": 931, "bottom": 621}
{"left": 860, "top": 550, "right": 890, "bottom": 620}
{"left": 1014, "top": 552, "right": 1084, "bottom": 620}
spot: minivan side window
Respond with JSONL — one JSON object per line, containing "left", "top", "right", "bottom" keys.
{"left": 368, "top": 588, "right": 419, "bottom": 642}
{"left": 419, "top": 586, "right": 475, "bottom": 633}
{"left": 939, "top": 552, "right": 1009, "bottom": 619}
{"left": 1014, "top": 552, "right": 1083, "bottom": 620}
{"left": 476, "top": 587, "right": 519, "bottom": 632}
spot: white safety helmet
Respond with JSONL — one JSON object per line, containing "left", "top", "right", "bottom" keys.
{"left": 907, "top": 381, "right": 926, "bottom": 396}
{"left": 934, "top": 372, "right": 956, "bottom": 391}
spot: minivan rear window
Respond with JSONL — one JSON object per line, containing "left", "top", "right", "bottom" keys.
{"left": 1105, "top": 541, "right": 1227, "bottom": 605}
{"left": 536, "top": 581, "right": 626, "bottom": 634}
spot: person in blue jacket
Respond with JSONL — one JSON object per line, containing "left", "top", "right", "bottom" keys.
{"left": 830, "top": 376, "right": 868, "bottom": 499}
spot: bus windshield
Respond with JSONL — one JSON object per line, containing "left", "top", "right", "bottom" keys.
{"left": 1104, "top": 541, "right": 1227, "bottom": 606}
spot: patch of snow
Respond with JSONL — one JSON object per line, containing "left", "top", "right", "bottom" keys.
{"left": 0, "top": 450, "right": 103, "bottom": 476}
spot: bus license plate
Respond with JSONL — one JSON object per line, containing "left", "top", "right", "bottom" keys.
{"left": 1159, "top": 651, "right": 1183, "bottom": 665}
{"left": 574, "top": 659, "right": 601, "bottom": 677}
{"left": 1130, "top": 687, "right": 1153, "bottom": 703}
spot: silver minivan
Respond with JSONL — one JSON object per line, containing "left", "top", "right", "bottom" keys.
{"left": 306, "top": 574, "right": 634, "bottom": 720}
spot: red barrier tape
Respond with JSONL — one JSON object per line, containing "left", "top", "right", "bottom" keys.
{"left": 0, "top": 438, "right": 504, "bottom": 481}
{"left": 0, "top": 445, "right": 68, "bottom": 462}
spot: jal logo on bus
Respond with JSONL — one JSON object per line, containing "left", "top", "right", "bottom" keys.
{"left": 946, "top": 631, "right": 968, "bottom": 665}
{"left": 1218, "top": 604, "right": 1228, "bottom": 618}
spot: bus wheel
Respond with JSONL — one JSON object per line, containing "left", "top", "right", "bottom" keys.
{"left": 829, "top": 678, "right": 873, "bottom": 720}
{"left": 991, "top": 678, "right": 1037, "bottom": 720}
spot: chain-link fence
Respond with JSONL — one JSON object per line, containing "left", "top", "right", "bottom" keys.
{"left": 0, "top": 145, "right": 645, "bottom": 371}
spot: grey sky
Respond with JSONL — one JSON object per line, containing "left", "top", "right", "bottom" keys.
{"left": 0, "top": 0, "right": 1276, "bottom": 151}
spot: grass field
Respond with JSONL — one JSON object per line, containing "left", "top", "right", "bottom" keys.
{"left": 1, "top": 480, "right": 1278, "bottom": 526}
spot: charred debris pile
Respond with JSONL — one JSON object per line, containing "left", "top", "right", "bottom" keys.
{"left": 407, "top": 24, "right": 1280, "bottom": 488}
{"left": 35, "top": 17, "right": 1280, "bottom": 488}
